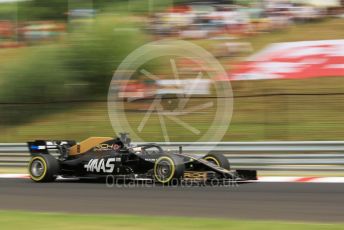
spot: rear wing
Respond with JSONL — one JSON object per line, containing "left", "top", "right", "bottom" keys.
{"left": 28, "top": 140, "right": 76, "bottom": 156}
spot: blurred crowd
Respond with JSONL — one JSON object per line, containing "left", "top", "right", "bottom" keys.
{"left": 147, "top": 1, "right": 339, "bottom": 39}
{"left": 0, "top": 20, "right": 66, "bottom": 48}
{"left": 0, "top": 7, "right": 96, "bottom": 48}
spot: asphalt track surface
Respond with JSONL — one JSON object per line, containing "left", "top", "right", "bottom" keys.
{"left": 1, "top": 178, "right": 344, "bottom": 222}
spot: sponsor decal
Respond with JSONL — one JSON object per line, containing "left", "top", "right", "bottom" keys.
{"left": 46, "top": 141, "right": 70, "bottom": 149}
{"left": 184, "top": 171, "right": 208, "bottom": 180}
{"left": 84, "top": 158, "right": 121, "bottom": 173}
{"left": 222, "top": 40, "right": 344, "bottom": 81}
{"left": 30, "top": 145, "right": 46, "bottom": 150}
{"left": 94, "top": 144, "right": 120, "bottom": 151}
{"left": 144, "top": 158, "right": 156, "bottom": 162}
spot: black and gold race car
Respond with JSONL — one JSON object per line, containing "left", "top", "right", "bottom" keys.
{"left": 27, "top": 133, "right": 256, "bottom": 184}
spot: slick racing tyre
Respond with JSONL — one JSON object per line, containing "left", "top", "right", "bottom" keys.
{"left": 203, "top": 153, "right": 230, "bottom": 170}
{"left": 28, "top": 154, "right": 60, "bottom": 182}
{"left": 154, "top": 154, "right": 184, "bottom": 184}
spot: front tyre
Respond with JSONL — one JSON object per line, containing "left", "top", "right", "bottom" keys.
{"left": 28, "top": 154, "right": 60, "bottom": 182}
{"left": 203, "top": 153, "right": 230, "bottom": 170}
{"left": 154, "top": 154, "right": 184, "bottom": 184}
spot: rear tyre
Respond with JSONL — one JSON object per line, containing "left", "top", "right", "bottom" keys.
{"left": 154, "top": 154, "right": 184, "bottom": 184}
{"left": 203, "top": 153, "right": 230, "bottom": 170}
{"left": 28, "top": 154, "right": 59, "bottom": 182}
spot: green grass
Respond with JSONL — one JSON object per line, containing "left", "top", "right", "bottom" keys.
{"left": 0, "top": 3, "right": 18, "bottom": 20}
{"left": 0, "top": 211, "right": 343, "bottom": 230}
{"left": 2, "top": 87, "right": 344, "bottom": 142}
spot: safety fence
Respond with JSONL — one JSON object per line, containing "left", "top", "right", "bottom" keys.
{"left": 2, "top": 142, "right": 344, "bottom": 171}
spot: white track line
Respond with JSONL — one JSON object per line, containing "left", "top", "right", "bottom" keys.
{"left": 308, "top": 177, "right": 344, "bottom": 183}
{"left": 0, "top": 174, "right": 29, "bottom": 179}
{"left": 257, "top": 176, "right": 301, "bottom": 182}
{"left": 257, "top": 176, "right": 344, "bottom": 183}
{"left": 2, "top": 174, "right": 344, "bottom": 183}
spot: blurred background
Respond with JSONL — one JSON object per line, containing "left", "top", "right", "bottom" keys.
{"left": 0, "top": 0, "right": 344, "bottom": 142}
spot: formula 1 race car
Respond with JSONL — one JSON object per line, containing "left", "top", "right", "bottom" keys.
{"left": 27, "top": 133, "right": 257, "bottom": 184}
